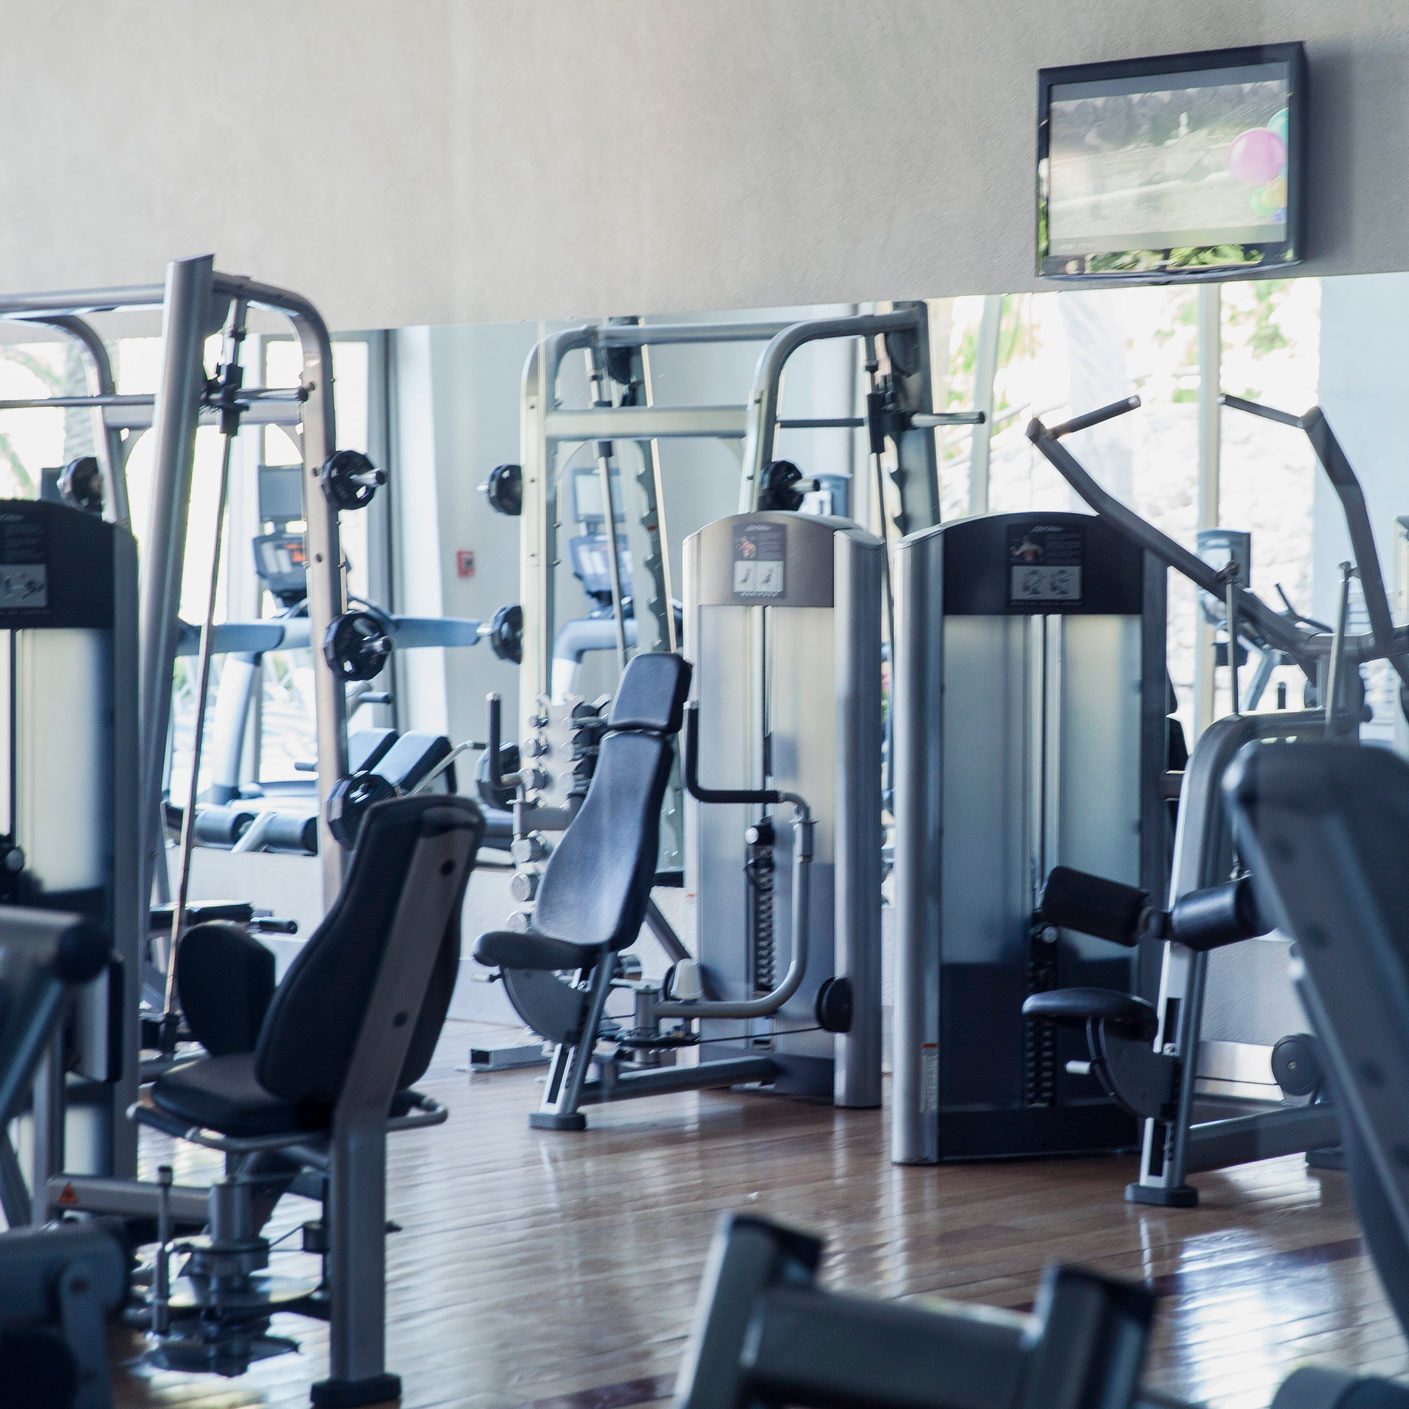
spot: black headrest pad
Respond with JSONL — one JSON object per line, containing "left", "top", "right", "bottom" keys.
{"left": 607, "top": 653, "right": 692, "bottom": 735}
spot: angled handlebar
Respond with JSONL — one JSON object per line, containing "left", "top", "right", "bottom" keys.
{"left": 1026, "top": 406, "right": 1311, "bottom": 662}
{"left": 1223, "top": 397, "right": 1409, "bottom": 692}
{"left": 1028, "top": 398, "right": 1409, "bottom": 677}
{"left": 1045, "top": 395, "right": 1142, "bottom": 440}
{"left": 1218, "top": 393, "right": 1302, "bottom": 429}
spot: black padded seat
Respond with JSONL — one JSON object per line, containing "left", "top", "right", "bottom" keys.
{"left": 151, "top": 1053, "right": 423, "bottom": 1138}
{"left": 150, "top": 794, "right": 483, "bottom": 1141}
{"left": 152, "top": 1053, "right": 309, "bottom": 1138}
{"left": 1023, "top": 987, "right": 1158, "bottom": 1041}
{"left": 474, "top": 930, "right": 598, "bottom": 972}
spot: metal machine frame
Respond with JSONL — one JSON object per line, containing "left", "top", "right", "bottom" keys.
{"left": 1019, "top": 394, "right": 1409, "bottom": 1204}
{"left": 0, "top": 257, "right": 354, "bottom": 904}
{"left": 515, "top": 302, "right": 981, "bottom": 738}
{"left": 891, "top": 509, "right": 1169, "bottom": 1163}
{"left": 685, "top": 512, "right": 884, "bottom": 1111}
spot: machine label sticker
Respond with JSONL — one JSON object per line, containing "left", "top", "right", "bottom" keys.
{"left": 732, "top": 522, "right": 786, "bottom": 600}
{"left": 921, "top": 1043, "right": 940, "bottom": 1115}
{"left": 1008, "top": 523, "right": 1082, "bottom": 605}
{"left": 0, "top": 514, "right": 48, "bottom": 609}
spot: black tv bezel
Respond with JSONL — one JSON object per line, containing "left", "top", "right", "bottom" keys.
{"left": 1036, "top": 42, "right": 1306, "bottom": 283}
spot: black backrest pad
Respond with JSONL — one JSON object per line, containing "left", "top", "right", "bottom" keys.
{"left": 176, "top": 921, "right": 277, "bottom": 1057}
{"left": 255, "top": 794, "right": 483, "bottom": 1109}
{"left": 533, "top": 729, "right": 673, "bottom": 951}
{"left": 607, "top": 652, "right": 692, "bottom": 734}
{"left": 1227, "top": 741, "right": 1409, "bottom": 1341}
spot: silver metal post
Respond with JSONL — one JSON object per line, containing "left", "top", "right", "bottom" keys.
{"left": 139, "top": 256, "right": 222, "bottom": 912}
{"left": 638, "top": 344, "right": 677, "bottom": 654}
{"left": 1193, "top": 285, "right": 1222, "bottom": 739}
{"left": 1325, "top": 562, "right": 1354, "bottom": 738}
{"left": 162, "top": 301, "right": 247, "bottom": 1037}
{"left": 255, "top": 283, "right": 350, "bottom": 898}
{"left": 862, "top": 339, "right": 898, "bottom": 803}
{"left": 587, "top": 350, "right": 631, "bottom": 675}
{"left": 152, "top": 1163, "right": 174, "bottom": 1336}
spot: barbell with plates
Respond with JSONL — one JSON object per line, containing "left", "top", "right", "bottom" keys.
{"left": 323, "top": 611, "right": 393, "bottom": 682}
{"left": 322, "top": 599, "right": 523, "bottom": 686}
{"left": 320, "top": 450, "right": 385, "bottom": 511}
{"left": 58, "top": 456, "right": 104, "bottom": 514}
{"left": 326, "top": 771, "right": 398, "bottom": 848}
{"left": 481, "top": 462, "right": 522, "bottom": 517}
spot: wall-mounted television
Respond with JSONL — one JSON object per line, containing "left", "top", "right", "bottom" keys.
{"left": 1037, "top": 44, "right": 1305, "bottom": 281}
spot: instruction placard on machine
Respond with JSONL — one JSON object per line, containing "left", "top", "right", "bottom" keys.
{"left": 0, "top": 515, "right": 48, "bottom": 609}
{"left": 732, "top": 522, "right": 786, "bottom": 600}
{"left": 1008, "top": 522, "right": 1082, "bottom": 605}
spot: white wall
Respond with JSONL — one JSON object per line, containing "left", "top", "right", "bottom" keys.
{"left": 4, "top": 3, "right": 1409, "bottom": 328}
{"left": 1315, "top": 274, "right": 1409, "bottom": 611}
{"left": 391, "top": 322, "right": 534, "bottom": 744}
{"left": 1314, "top": 272, "right": 1409, "bottom": 742}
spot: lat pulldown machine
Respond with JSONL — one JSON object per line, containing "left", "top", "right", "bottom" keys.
{"left": 1019, "top": 394, "right": 1409, "bottom": 1205}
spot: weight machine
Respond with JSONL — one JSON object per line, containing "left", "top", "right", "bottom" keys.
{"left": 494, "top": 305, "right": 980, "bottom": 908}
{"left": 477, "top": 511, "right": 884, "bottom": 1125}
{"left": 890, "top": 507, "right": 1170, "bottom": 1162}
{"left": 1016, "top": 394, "right": 1409, "bottom": 1205}
{"left": 0, "top": 256, "right": 365, "bottom": 904}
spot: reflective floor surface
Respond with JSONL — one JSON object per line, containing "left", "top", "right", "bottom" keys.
{"left": 112, "top": 1021, "right": 1406, "bottom": 1409}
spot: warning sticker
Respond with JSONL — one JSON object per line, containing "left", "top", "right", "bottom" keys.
{"left": 1007, "top": 522, "right": 1083, "bottom": 605}
{"left": 731, "top": 521, "right": 787, "bottom": 600}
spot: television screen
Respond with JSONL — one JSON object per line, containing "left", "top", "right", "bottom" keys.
{"left": 1037, "top": 44, "right": 1305, "bottom": 280}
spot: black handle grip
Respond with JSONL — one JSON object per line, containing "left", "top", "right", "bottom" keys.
{"left": 485, "top": 692, "right": 515, "bottom": 794}
{"left": 1219, "top": 394, "right": 1304, "bottom": 429}
{"left": 1169, "top": 877, "right": 1268, "bottom": 952}
{"left": 1045, "top": 397, "right": 1142, "bottom": 440}
{"left": 683, "top": 704, "right": 781, "bottom": 806}
{"left": 249, "top": 916, "right": 299, "bottom": 935}
{"left": 1039, "top": 866, "right": 1149, "bottom": 947}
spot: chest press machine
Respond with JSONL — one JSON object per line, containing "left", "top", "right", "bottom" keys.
{"left": 476, "top": 511, "right": 883, "bottom": 1129}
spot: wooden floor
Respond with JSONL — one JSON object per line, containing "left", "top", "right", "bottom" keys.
{"left": 111, "top": 1022, "right": 1407, "bottom": 1409}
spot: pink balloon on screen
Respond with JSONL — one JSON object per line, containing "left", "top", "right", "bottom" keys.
{"left": 1228, "top": 128, "right": 1287, "bottom": 184}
